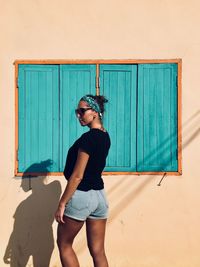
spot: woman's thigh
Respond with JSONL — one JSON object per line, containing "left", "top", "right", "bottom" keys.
{"left": 57, "top": 216, "right": 84, "bottom": 245}
{"left": 86, "top": 218, "right": 107, "bottom": 253}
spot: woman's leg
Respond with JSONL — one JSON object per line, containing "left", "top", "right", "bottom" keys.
{"left": 86, "top": 218, "right": 109, "bottom": 267}
{"left": 57, "top": 216, "right": 84, "bottom": 267}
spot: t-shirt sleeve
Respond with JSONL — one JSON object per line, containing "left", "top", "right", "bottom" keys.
{"left": 79, "top": 132, "right": 95, "bottom": 155}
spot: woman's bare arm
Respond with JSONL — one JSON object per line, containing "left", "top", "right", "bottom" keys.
{"left": 55, "top": 149, "right": 89, "bottom": 223}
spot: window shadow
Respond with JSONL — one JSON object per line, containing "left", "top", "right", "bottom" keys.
{"left": 3, "top": 159, "right": 62, "bottom": 267}
{"left": 75, "top": 110, "right": 200, "bottom": 254}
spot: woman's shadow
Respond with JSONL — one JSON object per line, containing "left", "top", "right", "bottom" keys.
{"left": 3, "top": 160, "right": 62, "bottom": 267}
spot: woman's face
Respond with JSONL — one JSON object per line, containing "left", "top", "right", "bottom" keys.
{"left": 76, "top": 100, "right": 97, "bottom": 126}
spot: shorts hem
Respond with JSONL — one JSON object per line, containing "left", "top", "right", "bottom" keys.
{"left": 64, "top": 214, "right": 86, "bottom": 222}
{"left": 88, "top": 216, "right": 108, "bottom": 220}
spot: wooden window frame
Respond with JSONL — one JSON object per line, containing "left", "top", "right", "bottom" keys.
{"left": 14, "top": 59, "right": 182, "bottom": 176}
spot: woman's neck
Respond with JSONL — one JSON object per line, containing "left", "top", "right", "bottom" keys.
{"left": 88, "top": 121, "right": 105, "bottom": 132}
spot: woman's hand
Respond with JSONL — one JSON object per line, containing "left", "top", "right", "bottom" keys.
{"left": 55, "top": 149, "right": 89, "bottom": 224}
{"left": 55, "top": 204, "right": 65, "bottom": 224}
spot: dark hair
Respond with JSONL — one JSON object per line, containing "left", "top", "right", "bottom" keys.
{"left": 82, "top": 94, "right": 108, "bottom": 115}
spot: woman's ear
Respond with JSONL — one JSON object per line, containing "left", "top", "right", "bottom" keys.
{"left": 93, "top": 111, "right": 98, "bottom": 119}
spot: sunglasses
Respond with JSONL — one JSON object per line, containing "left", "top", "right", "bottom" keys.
{"left": 75, "top": 107, "right": 92, "bottom": 116}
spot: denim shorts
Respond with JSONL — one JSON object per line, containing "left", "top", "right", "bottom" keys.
{"left": 64, "top": 189, "right": 109, "bottom": 221}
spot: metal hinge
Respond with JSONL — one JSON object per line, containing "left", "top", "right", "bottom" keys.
{"left": 16, "top": 76, "right": 19, "bottom": 89}
{"left": 98, "top": 76, "right": 100, "bottom": 89}
{"left": 16, "top": 149, "right": 19, "bottom": 162}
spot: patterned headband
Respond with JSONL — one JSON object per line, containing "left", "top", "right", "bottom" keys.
{"left": 81, "top": 95, "right": 102, "bottom": 118}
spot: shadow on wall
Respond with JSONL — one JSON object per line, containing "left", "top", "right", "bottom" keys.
{"left": 107, "top": 109, "right": 200, "bottom": 216}
{"left": 3, "top": 160, "right": 62, "bottom": 267}
{"left": 76, "top": 110, "right": 200, "bottom": 254}
{"left": 3, "top": 111, "right": 199, "bottom": 263}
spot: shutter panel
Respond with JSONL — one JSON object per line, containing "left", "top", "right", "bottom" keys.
{"left": 137, "top": 64, "right": 178, "bottom": 171}
{"left": 60, "top": 64, "right": 96, "bottom": 170}
{"left": 100, "top": 64, "right": 137, "bottom": 171}
{"left": 18, "top": 65, "right": 59, "bottom": 173}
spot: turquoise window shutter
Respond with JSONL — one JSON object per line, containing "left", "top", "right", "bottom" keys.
{"left": 100, "top": 64, "right": 137, "bottom": 171}
{"left": 18, "top": 65, "right": 60, "bottom": 173}
{"left": 60, "top": 64, "right": 96, "bottom": 170}
{"left": 17, "top": 62, "right": 179, "bottom": 174}
{"left": 137, "top": 64, "right": 178, "bottom": 171}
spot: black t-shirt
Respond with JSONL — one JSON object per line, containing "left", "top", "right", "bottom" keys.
{"left": 63, "top": 128, "right": 111, "bottom": 191}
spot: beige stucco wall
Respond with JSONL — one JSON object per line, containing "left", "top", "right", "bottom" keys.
{"left": 0, "top": 0, "right": 200, "bottom": 266}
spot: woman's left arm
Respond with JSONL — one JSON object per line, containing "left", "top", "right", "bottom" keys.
{"left": 55, "top": 149, "right": 89, "bottom": 223}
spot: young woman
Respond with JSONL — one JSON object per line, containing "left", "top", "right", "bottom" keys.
{"left": 55, "top": 94, "right": 111, "bottom": 267}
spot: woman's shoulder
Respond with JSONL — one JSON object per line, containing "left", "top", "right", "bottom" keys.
{"left": 80, "top": 128, "right": 109, "bottom": 140}
{"left": 89, "top": 128, "right": 109, "bottom": 134}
